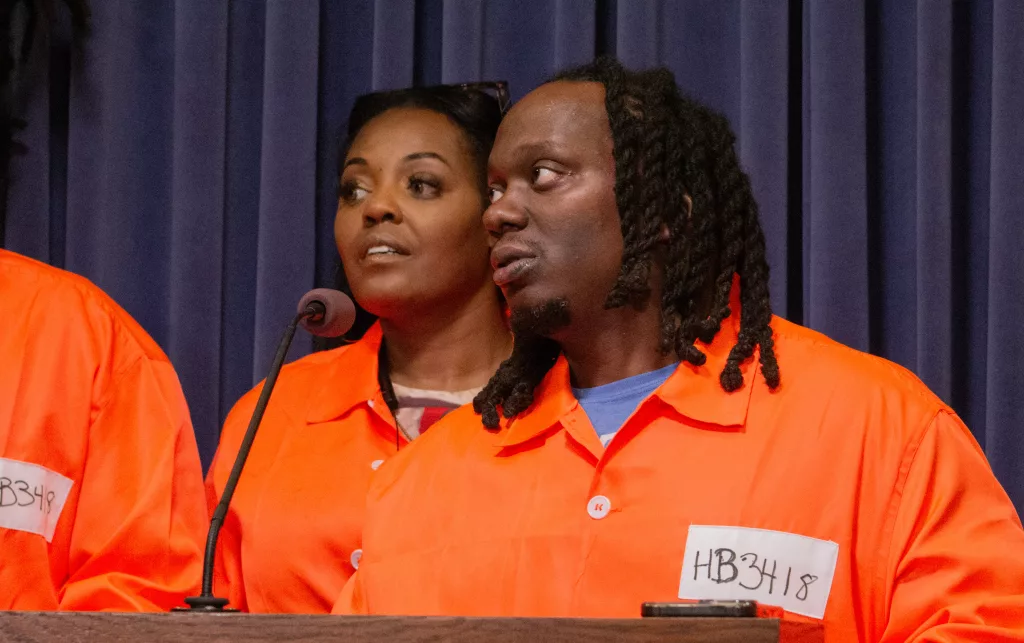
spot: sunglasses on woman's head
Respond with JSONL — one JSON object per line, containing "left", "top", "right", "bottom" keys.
{"left": 454, "top": 81, "right": 511, "bottom": 116}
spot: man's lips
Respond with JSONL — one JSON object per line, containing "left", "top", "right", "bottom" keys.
{"left": 490, "top": 242, "right": 537, "bottom": 287}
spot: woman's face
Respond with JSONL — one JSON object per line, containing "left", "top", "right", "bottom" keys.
{"left": 335, "top": 107, "right": 493, "bottom": 319}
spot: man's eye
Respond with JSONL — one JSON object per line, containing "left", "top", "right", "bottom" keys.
{"left": 488, "top": 186, "right": 505, "bottom": 203}
{"left": 532, "top": 167, "right": 559, "bottom": 187}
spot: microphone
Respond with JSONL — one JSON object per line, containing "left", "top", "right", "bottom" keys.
{"left": 297, "top": 288, "right": 356, "bottom": 338}
{"left": 178, "top": 289, "right": 356, "bottom": 611}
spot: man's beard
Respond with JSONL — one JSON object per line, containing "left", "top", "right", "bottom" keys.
{"left": 509, "top": 298, "right": 572, "bottom": 338}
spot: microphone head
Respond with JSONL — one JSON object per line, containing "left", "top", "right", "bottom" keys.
{"left": 297, "top": 288, "right": 356, "bottom": 338}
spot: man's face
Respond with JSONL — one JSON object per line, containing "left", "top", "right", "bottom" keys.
{"left": 484, "top": 81, "right": 623, "bottom": 336}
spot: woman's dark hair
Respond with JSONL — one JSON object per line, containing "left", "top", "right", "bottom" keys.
{"left": 316, "top": 85, "right": 504, "bottom": 347}
{"left": 474, "top": 57, "right": 781, "bottom": 429}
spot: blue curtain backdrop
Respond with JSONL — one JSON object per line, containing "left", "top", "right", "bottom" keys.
{"left": 4, "top": 0, "right": 1023, "bottom": 511}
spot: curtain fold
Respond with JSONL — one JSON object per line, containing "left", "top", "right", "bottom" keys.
{"left": 441, "top": 0, "right": 484, "bottom": 83}
{"left": 219, "top": 0, "right": 265, "bottom": 441}
{"left": 169, "top": 1, "right": 228, "bottom": 462}
{"left": 805, "top": 2, "right": 870, "bottom": 351}
{"left": 985, "top": 0, "right": 1024, "bottom": 505}
{"left": 251, "top": 2, "right": 319, "bottom": 382}
{"left": 738, "top": 0, "right": 790, "bottom": 314}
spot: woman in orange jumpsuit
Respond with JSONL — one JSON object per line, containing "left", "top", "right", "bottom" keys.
{"left": 206, "top": 83, "right": 512, "bottom": 612}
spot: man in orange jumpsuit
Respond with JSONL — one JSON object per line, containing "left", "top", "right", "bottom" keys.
{"left": 334, "top": 59, "right": 1024, "bottom": 641}
{"left": 0, "top": 249, "right": 207, "bottom": 610}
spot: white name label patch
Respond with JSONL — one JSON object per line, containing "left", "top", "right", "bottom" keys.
{"left": 678, "top": 525, "right": 838, "bottom": 619}
{"left": 0, "top": 458, "right": 74, "bottom": 542}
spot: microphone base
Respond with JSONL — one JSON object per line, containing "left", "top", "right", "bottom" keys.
{"left": 174, "top": 595, "right": 237, "bottom": 612}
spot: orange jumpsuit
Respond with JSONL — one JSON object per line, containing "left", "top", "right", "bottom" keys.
{"left": 206, "top": 324, "right": 405, "bottom": 612}
{"left": 335, "top": 287, "right": 1024, "bottom": 642}
{"left": 0, "top": 249, "right": 207, "bottom": 611}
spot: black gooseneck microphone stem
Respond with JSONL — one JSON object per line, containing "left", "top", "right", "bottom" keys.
{"left": 182, "top": 306, "right": 318, "bottom": 610}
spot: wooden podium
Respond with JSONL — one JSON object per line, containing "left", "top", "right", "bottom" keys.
{"left": 0, "top": 612, "right": 822, "bottom": 642}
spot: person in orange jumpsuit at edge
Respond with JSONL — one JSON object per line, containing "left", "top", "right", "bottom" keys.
{"left": 333, "top": 58, "right": 1024, "bottom": 641}
{"left": 206, "top": 84, "right": 513, "bottom": 613}
{"left": 0, "top": 250, "right": 208, "bottom": 610}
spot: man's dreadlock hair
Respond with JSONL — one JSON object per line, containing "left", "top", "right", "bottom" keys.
{"left": 473, "top": 57, "right": 780, "bottom": 429}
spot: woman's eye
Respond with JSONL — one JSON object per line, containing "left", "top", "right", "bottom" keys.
{"left": 531, "top": 167, "right": 559, "bottom": 188}
{"left": 408, "top": 176, "right": 441, "bottom": 199}
{"left": 339, "top": 182, "right": 368, "bottom": 204}
{"left": 488, "top": 186, "right": 505, "bottom": 203}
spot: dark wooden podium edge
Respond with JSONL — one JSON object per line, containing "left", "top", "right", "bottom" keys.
{"left": 0, "top": 611, "right": 823, "bottom": 642}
